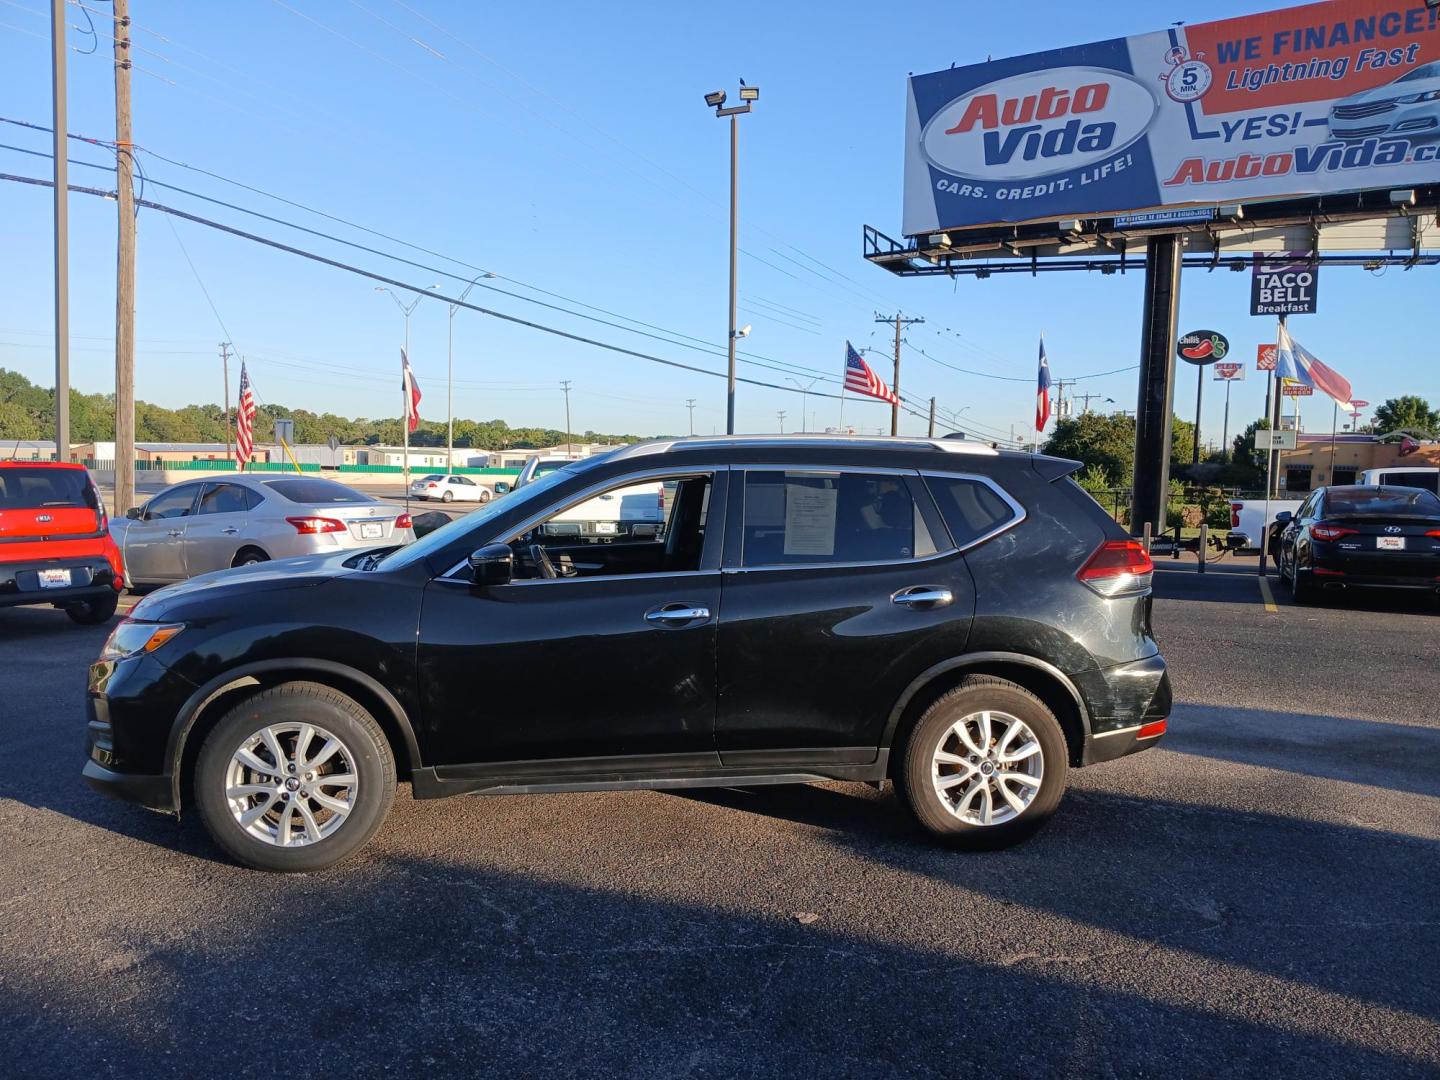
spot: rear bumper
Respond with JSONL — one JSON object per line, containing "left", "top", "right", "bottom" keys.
{"left": 1078, "top": 653, "right": 1171, "bottom": 766}
{"left": 0, "top": 556, "right": 121, "bottom": 608}
{"left": 1311, "top": 552, "right": 1440, "bottom": 590}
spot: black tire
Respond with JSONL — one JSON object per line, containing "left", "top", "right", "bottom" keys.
{"left": 1289, "top": 561, "right": 1313, "bottom": 604}
{"left": 478, "top": 489, "right": 491, "bottom": 504}
{"left": 895, "top": 675, "right": 1068, "bottom": 850}
{"left": 65, "top": 590, "right": 119, "bottom": 625}
{"left": 232, "top": 548, "right": 268, "bottom": 568}
{"left": 194, "top": 681, "right": 396, "bottom": 872}
{"left": 442, "top": 490, "right": 454, "bottom": 503}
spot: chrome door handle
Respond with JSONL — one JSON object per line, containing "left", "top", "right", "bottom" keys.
{"left": 892, "top": 586, "right": 953, "bottom": 609}
{"left": 222, "top": 527, "right": 240, "bottom": 535}
{"left": 645, "top": 603, "right": 711, "bottom": 626}
{"left": 167, "top": 529, "right": 184, "bottom": 538}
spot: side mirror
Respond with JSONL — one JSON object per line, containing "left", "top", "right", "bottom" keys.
{"left": 493, "top": 482, "right": 511, "bottom": 495}
{"left": 467, "top": 543, "right": 513, "bottom": 588}
{"left": 1274, "top": 511, "right": 1293, "bottom": 525}
{"left": 126, "top": 507, "right": 143, "bottom": 520}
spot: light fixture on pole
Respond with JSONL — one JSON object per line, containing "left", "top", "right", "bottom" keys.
{"left": 444, "top": 273, "right": 495, "bottom": 474}
{"left": 704, "top": 80, "right": 760, "bottom": 435}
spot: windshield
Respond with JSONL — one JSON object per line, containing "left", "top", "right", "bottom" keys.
{"left": 263, "top": 477, "right": 377, "bottom": 504}
{"left": 1397, "top": 62, "right": 1440, "bottom": 82}
{"left": 0, "top": 467, "right": 97, "bottom": 509}
{"left": 1326, "top": 487, "right": 1440, "bottom": 516}
{"left": 380, "top": 456, "right": 604, "bottom": 569}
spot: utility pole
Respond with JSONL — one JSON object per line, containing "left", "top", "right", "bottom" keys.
{"left": 1052, "top": 379, "right": 1076, "bottom": 419}
{"left": 776, "top": 410, "right": 786, "bottom": 433}
{"left": 560, "top": 380, "right": 573, "bottom": 458}
{"left": 927, "top": 397, "right": 936, "bottom": 437}
{"left": 875, "top": 312, "right": 923, "bottom": 435}
{"left": 220, "top": 342, "right": 232, "bottom": 463}
{"left": 112, "top": 0, "right": 136, "bottom": 515}
{"left": 685, "top": 398, "right": 696, "bottom": 436}
{"left": 50, "top": 0, "right": 70, "bottom": 464}
{"left": 1074, "top": 391, "right": 1108, "bottom": 414}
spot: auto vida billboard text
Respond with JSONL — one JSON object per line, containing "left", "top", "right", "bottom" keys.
{"left": 902, "top": 0, "right": 1440, "bottom": 235}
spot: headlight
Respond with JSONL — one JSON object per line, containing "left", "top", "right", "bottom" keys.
{"left": 100, "top": 620, "right": 185, "bottom": 661}
{"left": 1400, "top": 90, "right": 1440, "bottom": 103}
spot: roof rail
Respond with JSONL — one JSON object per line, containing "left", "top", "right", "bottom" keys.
{"left": 608, "top": 434, "right": 1001, "bottom": 461}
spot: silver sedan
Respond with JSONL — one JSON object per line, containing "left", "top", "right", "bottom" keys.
{"left": 111, "top": 474, "right": 414, "bottom": 586}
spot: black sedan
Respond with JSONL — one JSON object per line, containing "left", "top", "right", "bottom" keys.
{"left": 1277, "top": 484, "right": 1440, "bottom": 602}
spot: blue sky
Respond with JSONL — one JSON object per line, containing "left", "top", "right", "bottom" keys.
{"left": 2, "top": 0, "right": 1436, "bottom": 446}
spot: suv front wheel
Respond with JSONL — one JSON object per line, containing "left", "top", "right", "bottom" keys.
{"left": 195, "top": 681, "right": 396, "bottom": 872}
{"left": 896, "top": 676, "right": 1068, "bottom": 850}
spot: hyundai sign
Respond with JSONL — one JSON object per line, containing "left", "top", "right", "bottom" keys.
{"left": 902, "top": 0, "right": 1440, "bottom": 235}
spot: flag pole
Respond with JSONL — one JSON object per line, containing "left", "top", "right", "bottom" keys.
{"left": 838, "top": 342, "right": 846, "bottom": 432}
{"left": 402, "top": 349, "right": 411, "bottom": 515}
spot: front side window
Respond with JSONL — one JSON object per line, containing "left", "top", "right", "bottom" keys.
{"left": 512, "top": 472, "right": 713, "bottom": 579}
{"left": 145, "top": 485, "right": 200, "bottom": 520}
{"left": 740, "top": 471, "right": 931, "bottom": 568}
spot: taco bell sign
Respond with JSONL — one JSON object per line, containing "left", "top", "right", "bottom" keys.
{"left": 1250, "top": 252, "right": 1320, "bottom": 315}
{"left": 901, "top": 0, "right": 1440, "bottom": 236}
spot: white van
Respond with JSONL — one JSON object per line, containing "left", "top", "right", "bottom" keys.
{"left": 1359, "top": 467, "right": 1439, "bottom": 495}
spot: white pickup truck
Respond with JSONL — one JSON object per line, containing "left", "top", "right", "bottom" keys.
{"left": 513, "top": 456, "right": 666, "bottom": 540}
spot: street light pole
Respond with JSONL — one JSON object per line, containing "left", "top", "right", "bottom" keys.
{"left": 446, "top": 273, "right": 493, "bottom": 474}
{"left": 786, "top": 377, "right": 819, "bottom": 433}
{"left": 560, "top": 380, "right": 573, "bottom": 458}
{"left": 705, "top": 82, "right": 759, "bottom": 435}
{"left": 686, "top": 398, "right": 696, "bottom": 436}
{"left": 376, "top": 285, "right": 434, "bottom": 506}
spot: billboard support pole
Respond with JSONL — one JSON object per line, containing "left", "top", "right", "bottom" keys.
{"left": 1269, "top": 315, "right": 1285, "bottom": 499}
{"left": 1129, "top": 235, "right": 1180, "bottom": 539}
{"left": 1192, "top": 364, "right": 1203, "bottom": 467}
{"left": 1221, "top": 377, "right": 1232, "bottom": 464}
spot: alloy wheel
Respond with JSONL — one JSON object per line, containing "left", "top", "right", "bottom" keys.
{"left": 930, "top": 709, "right": 1044, "bottom": 826}
{"left": 223, "top": 721, "right": 359, "bottom": 847}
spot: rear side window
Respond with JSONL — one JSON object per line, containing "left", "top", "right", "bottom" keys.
{"left": 263, "top": 478, "right": 374, "bottom": 504}
{"left": 924, "top": 475, "right": 1018, "bottom": 547}
{"left": 0, "top": 467, "right": 96, "bottom": 509}
{"left": 197, "top": 483, "right": 259, "bottom": 514}
{"left": 1326, "top": 488, "right": 1440, "bottom": 516}
{"left": 741, "top": 471, "right": 932, "bottom": 567}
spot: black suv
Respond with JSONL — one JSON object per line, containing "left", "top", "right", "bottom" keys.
{"left": 84, "top": 437, "right": 1170, "bottom": 871}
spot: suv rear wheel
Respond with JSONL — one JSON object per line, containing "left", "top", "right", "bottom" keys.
{"left": 195, "top": 682, "right": 396, "bottom": 872}
{"left": 896, "top": 676, "right": 1068, "bottom": 849}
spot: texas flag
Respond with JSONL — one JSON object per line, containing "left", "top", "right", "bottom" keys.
{"left": 1035, "top": 337, "right": 1051, "bottom": 432}
{"left": 1276, "top": 323, "right": 1351, "bottom": 408}
{"left": 401, "top": 348, "right": 422, "bottom": 433}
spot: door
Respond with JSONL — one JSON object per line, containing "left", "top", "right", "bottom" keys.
{"left": 183, "top": 482, "right": 258, "bottom": 575}
{"left": 415, "top": 469, "right": 727, "bottom": 768}
{"left": 715, "top": 467, "right": 977, "bottom": 763}
{"left": 122, "top": 483, "right": 202, "bottom": 583}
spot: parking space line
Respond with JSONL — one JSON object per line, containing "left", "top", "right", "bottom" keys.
{"left": 1257, "top": 575, "right": 1278, "bottom": 613}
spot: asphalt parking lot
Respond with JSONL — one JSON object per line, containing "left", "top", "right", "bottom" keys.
{"left": 1, "top": 556, "right": 1437, "bottom": 1077}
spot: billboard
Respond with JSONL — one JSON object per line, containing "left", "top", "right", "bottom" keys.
{"left": 902, "top": 0, "right": 1440, "bottom": 235}
{"left": 1251, "top": 252, "right": 1321, "bottom": 313}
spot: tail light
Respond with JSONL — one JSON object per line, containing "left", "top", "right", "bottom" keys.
{"left": 395, "top": 513, "right": 413, "bottom": 530}
{"left": 1230, "top": 502, "right": 1242, "bottom": 529}
{"left": 1311, "top": 523, "right": 1357, "bottom": 542}
{"left": 286, "top": 516, "right": 346, "bottom": 535}
{"left": 1077, "top": 540, "right": 1153, "bottom": 598}
{"left": 1425, "top": 529, "right": 1440, "bottom": 538}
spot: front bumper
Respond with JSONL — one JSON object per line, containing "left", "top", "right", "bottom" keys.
{"left": 83, "top": 652, "right": 196, "bottom": 813}
{"left": 0, "top": 556, "right": 120, "bottom": 608}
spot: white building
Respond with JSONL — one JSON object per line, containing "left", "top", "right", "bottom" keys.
{"left": 359, "top": 446, "right": 450, "bottom": 469}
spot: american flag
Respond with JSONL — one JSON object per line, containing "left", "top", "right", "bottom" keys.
{"left": 1035, "top": 338, "right": 1051, "bottom": 432}
{"left": 843, "top": 342, "right": 897, "bottom": 404}
{"left": 402, "top": 348, "right": 422, "bottom": 433}
{"left": 235, "top": 361, "right": 255, "bottom": 468}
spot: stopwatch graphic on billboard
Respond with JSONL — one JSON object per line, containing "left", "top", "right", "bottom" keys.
{"left": 902, "top": 0, "right": 1440, "bottom": 235}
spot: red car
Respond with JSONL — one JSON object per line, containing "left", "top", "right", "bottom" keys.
{"left": 0, "top": 462, "right": 125, "bottom": 624}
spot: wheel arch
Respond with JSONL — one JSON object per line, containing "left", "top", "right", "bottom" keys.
{"left": 230, "top": 544, "right": 270, "bottom": 567}
{"left": 882, "top": 653, "right": 1091, "bottom": 769}
{"left": 165, "top": 658, "right": 423, "bottom": 810}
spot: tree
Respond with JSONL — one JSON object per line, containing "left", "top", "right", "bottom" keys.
{"left": 1042, "top": 411, "right": 1197, "bottom": 484}
{"left": 1372, "top": 396, "right": 1440, "bottom": 436}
